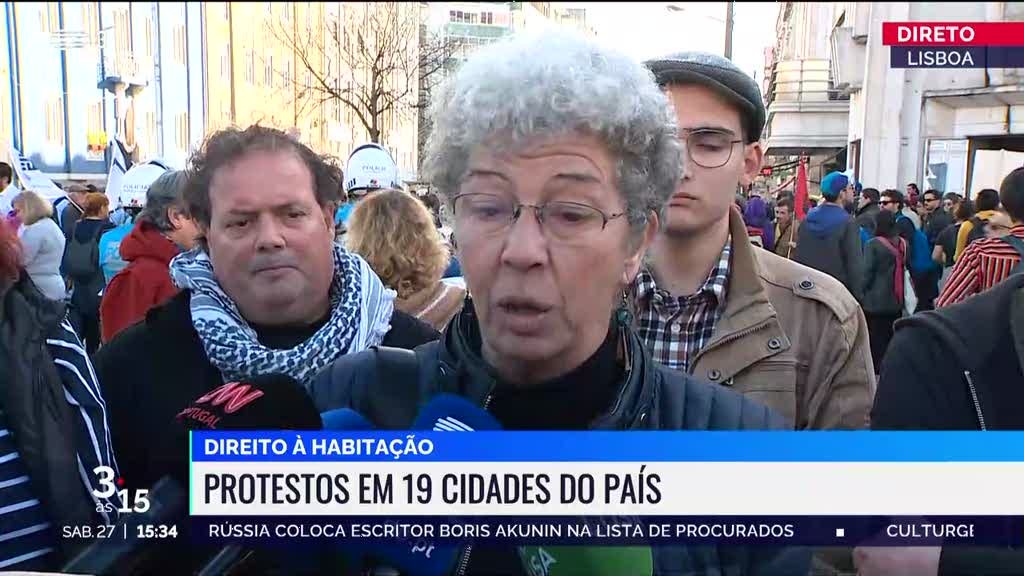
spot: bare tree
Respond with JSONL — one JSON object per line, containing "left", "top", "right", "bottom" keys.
{"left": 269, "top": 2, "right": 459, "bottom": 145}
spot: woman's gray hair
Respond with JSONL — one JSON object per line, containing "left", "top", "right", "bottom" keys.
{"left": 139, "top": 170, "right": 188, "bottom": 232}
{"left": 423, "top": 30, "right": 683, "bottom": 233}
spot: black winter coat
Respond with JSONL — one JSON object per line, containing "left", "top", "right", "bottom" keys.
{"left": 855, "top": 202, "right": 880, "bottom": 236}
{"left": 309, "top": 303, "right": 807, "bottom": 576}
{"left": 93, "top": 290, "right": 441, "bottom": 492}
{"left": 873, "top": 273, "right": 1024, "bottom": 574}
{"left": 0, "top": 272, "right": 115, "bottom": 564}
{"left": 861, "top": 236, "right": 908, "bottom": 315}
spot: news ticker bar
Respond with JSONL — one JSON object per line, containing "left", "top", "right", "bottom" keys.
{"left": 191, "top": 431, "right": 1024, "bottom": 462}
{"left": 188, "top": 516, "right": 1024, "bottom": 548}
{"left": 190, "top": 432, "right": 1024, "bottom": 517}
{"left": 191, "top": 461, "right": 1024, "bottom": 517}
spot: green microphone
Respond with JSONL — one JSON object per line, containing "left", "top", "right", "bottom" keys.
{"left": 518, "top": 546, "right": 654, "bottom": 576}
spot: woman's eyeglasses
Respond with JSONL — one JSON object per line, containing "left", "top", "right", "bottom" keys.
{"left": 452, "top": 193, "right": 626, "bottom": 243}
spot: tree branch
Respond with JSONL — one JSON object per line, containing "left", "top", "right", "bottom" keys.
{"left": 267, "top": 1, "right": 454, "bottom": 145}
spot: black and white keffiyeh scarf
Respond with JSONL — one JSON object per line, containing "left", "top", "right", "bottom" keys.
{"left": 169, "top": 244, "right": 395, "bottom": 385}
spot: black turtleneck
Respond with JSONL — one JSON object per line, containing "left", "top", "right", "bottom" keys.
{"left": 487, "top": 320, "right": 623, "bottom": 430}
{"left": 464, "top": 321, "right": 624, "bottom": 576}
{"left": 251, "top": 307, "right": 441, "bottom": 356}
{"left": 252, "top": 311, "right": 330, "bottom": 350}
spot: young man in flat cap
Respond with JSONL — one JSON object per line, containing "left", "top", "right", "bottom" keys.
{"left": 631, "top": 51, "right": 876, "bottom": 574}
{"left": 632, "top": 51, "right": 875, "bottom": 431}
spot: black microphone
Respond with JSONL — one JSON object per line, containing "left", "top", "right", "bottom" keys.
{"left": 61, "top": 476, "right": 187, "bottom": 575}
{"left": 64, "top": 376, "right": 324, "bottom": 575}
{"left": 178, "top": 375, "right": 324, "bottom": 575}
{"left": 176, "top": 374, "right": 322, "bottom": 431}
{"left": 198, "top": 408, "right": 377, "bottom": 576}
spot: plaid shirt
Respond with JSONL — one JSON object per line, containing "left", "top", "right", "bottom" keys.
{"left": 634, "top": 236, "right": 732, "bottom": 373}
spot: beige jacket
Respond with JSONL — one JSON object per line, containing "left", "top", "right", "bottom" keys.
{"left": 774, "top": 218, "right": 798, "bottom": 259}
{"left": 638, "top": 208, "right": 875, "bottom": 429}
{"left": 396, "top": 281, "right": 466, "bottom": 332}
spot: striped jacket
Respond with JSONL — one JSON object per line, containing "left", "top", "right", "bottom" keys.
{"left": 0, "top": 272, "right": 119, "bottom": 569}
{"left": 936, "top": 225, "right": 1024, "bottom": 307}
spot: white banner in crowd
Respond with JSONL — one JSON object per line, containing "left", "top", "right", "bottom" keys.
{"left": 105, "top": 139, "right": 132, "bottom": 207}
{"left": 8, "top": 145, "right": 64, "bottom": 201}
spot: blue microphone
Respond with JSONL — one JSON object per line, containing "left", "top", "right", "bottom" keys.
{"left": 326, "top": 396, "right": 502, "bottom": 575}
{"left": 412, "top": 393, "right": 503, "bottom": 431}
{"left": 318, "top": 403, "right": 466, "bottom": 576}
{"left": 320, "top": 407, "right": 375, "bottom": 430}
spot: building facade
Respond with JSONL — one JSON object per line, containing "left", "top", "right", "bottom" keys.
{"left": 762, "top": 2, "right": 851, "bottom": 190}
{"left": 0, "top": 2, "right": 419, "bottom": 186}
{"left": 766, "top": 1, "right": 1024, "bottom": 197}
{"left": 836, "top": 1, "right": 1024, "bottom": 196}
{"left": 416, "top": 2, "right": 593, "bottom": 178}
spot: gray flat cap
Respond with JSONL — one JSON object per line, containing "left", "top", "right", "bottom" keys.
{"left": 644, "top": 51, "right": 766, "bottom": 143}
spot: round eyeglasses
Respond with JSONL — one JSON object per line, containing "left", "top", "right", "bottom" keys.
{"left": 681, "top": 130, "right": 744, "bottom": 169}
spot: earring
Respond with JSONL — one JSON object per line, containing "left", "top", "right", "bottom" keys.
{"left": 615, "top": 288, "right": 632, "bottom": 327}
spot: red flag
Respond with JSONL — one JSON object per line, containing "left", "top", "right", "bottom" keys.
{"left": 794, "top": 156, "right": 809, "bottom": 220}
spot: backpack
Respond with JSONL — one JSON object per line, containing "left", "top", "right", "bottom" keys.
{"left": 64, "top": 222, "right": 105, "bottom": 280}
{"left": 1001, "top": 235, "right": 1024, "bottom": 277}
{"left": 99, "top": 223, "right": 133, "bottom": 285}
{"left": 966, "top": 215, "right": 990, "bottom": 247}
{"left": 897, "top": 215, "right": 939, "bottom": 275}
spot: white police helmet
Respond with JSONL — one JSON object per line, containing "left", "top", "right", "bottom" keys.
{"left": 344, "top": 143, "right": 400, "bottom": 196}
{"left": 119, "top": 159, "right": 171, "bottom": 208}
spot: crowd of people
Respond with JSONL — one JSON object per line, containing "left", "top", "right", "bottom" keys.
{"left": 743, "top": 161, "right": 1024, "bottom": 379}
{"left": 0, "top": 28, "right": 1021, "bottom": 575}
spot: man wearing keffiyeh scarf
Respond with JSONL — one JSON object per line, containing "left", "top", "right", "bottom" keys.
{"left": 92, "top": 127, "right": 441, "bottom": 525}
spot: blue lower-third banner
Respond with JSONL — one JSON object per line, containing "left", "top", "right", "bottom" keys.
{"left": 189, "top": 516, "right": 1024, "bottom": 548}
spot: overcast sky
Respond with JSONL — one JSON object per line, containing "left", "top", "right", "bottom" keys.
{"left": 573, "top": 2, "right": 780, "bottom": 85}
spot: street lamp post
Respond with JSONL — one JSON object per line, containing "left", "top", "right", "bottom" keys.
{"left": 665, "top": 3, "right": 733, "bottom": 60}
{"left": 724, "top": 0, "right": 734, "bottom": 59}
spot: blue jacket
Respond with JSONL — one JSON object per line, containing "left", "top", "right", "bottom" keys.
{"left": 309, "top": 304, "right": 806, "bottom": 576}
{"left": 793, "top": 204, "right": 864, "bottom": 302}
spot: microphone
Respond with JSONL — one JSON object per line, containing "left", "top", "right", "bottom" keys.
{"left": 74, "top": 379, "right": 315, "bottom": 574}
{"left": 62, "top": 476, "right": 187, "bottom": 575}
{"left": 178, "top": 375, "right": 321, "bottom": 576}
{"left": 411, "top": 393, "right": 503, "bottom": 431}
{"left": 332, "top": 395, "right": 501, "bottom": 576}
{"left": 407, "top": 396, "right": 655, "bottom": 576}
{"left": 518, "top": 545, "right": 654, "bottom": 576}
{"left": 319, "top": 402, "right": 462, "bottom": 576}
{"left": 193, "top": 408, "right": 372, "bottom": 576}
{"left": 321, "top": 407, "right": 375, "bottom": 430}
{"left": 176, "top": 374, "right": 322, "bottom": 431}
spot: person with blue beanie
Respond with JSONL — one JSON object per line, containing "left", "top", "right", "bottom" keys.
{"left": 793, "top": 171, "right": 865, "bottom": 301}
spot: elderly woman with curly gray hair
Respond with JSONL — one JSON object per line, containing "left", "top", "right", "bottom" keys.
{"left": 310, "top": 30, "right": 802, "bottom": 576}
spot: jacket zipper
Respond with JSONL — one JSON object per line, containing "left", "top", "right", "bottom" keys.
{"left": 691, "top": 320, "right": 773, "bottom": 369}
{"left": 964, "top": 371, "right": 987, "bottom": 431}
{"left": 454, "top": 544, "right": 473, "bottom": 576}
{"left": 600, "top": 328, "right": 634, "bottom": 425}
{"left": 454, "top": 393, "right": 494, "bottom": 576}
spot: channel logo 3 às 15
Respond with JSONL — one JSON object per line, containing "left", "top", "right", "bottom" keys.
{"left": 92, "top": 465, "right": 150, "bottom": 514}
